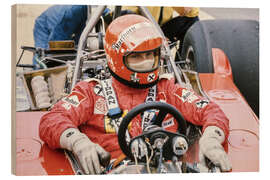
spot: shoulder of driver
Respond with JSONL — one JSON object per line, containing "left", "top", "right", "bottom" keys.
{"left": 158, "top": 73, "right": 176, "bottom": 91}
{"left": 159, "top": 73, "right": 174, "bottom": 81}
{"left": 69, "top": 78, "right": 99, "bottom": 93}
{"left": 83, "top": 78, "right": 101, "bottom": 84}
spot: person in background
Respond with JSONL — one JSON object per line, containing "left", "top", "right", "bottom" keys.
{"left": 39, "top": 14, "right": 231, "bottom": 174}
{"left": 32, "top": 5, "right": 109, "bottom": 69}
{"left": 33, "top": 5, "right": 88, "bottom": 49}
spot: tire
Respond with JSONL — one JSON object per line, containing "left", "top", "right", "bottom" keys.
{"left": 181, "top": 20, "right": 214, "bottom": 73}
{"left": 181, "top": 20, "right": 259, "bottom": 116}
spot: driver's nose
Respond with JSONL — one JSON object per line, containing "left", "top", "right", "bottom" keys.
{"left": 141, "top": 53, "right": 148, "bottom": 60}
{"left": 137, "top": 53, "right": 148, "bottom": 60}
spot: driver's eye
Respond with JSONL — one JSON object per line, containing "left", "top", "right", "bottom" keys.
{"left": 129, "top": 54, "right": 139, "bottom": 59}
{"left": 146, "top": 52, "right": 154, "bottom": 57}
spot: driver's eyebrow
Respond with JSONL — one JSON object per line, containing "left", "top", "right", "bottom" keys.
{"left": 129, "top": 54, "right": 139, "bottom": 58}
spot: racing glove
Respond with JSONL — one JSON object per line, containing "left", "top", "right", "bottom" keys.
{"left": 199, "top": 126, "right": 232, "bottom": 172}
{"left": 60, "top": 128, "right": 111, "bottom": 174}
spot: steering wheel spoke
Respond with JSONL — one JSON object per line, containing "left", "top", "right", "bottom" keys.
{"left": 154, "top": 109, "right": 168, "bottom": 126}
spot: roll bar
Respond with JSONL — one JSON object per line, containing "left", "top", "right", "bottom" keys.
{"left": 71, "top": 6, "right": 186, "bottom": 90}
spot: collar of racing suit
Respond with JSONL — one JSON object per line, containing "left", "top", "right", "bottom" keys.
{"left": 111, "top": 77, "right": 149, "bottom": 95}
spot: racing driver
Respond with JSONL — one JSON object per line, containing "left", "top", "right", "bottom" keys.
{"left": 39, "top": 14, "right": 232, "bottom": 174}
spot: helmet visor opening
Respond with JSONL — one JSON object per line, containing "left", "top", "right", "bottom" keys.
{"left": 124, "top": 48, "right": 160, "bottom": 73}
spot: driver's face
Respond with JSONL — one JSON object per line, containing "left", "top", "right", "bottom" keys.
{"left": 126, "top": 51, "right": 155, "bottom": 64}
{"left": 125, "top": 50, "right": 159, "bottom": 72}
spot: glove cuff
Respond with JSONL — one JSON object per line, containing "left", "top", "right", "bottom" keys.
{"left": 60, "top": 128, "right": 89, "bottom": 151}
{"left": 202, "top": 126, "right": 225, "bottom": 144}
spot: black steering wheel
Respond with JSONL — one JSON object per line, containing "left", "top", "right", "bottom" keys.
{"left": 118, "top": 101, "right": 187, "bottom": 159}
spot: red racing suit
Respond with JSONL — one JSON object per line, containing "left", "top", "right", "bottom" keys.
{"left": 39, "top": 76, "right": 229, "bottom": 159}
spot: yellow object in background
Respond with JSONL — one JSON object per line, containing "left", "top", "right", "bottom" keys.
{"left": 122, "top": 6, "right": 199, "bottom": 25}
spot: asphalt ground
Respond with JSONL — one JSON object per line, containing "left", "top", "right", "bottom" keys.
{"left": 14, "top": 5, "right": 259, "bottom": 66}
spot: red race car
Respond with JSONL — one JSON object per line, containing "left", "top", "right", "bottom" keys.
{"left": 14, "top": 6, "right": 259, "bottom": 175}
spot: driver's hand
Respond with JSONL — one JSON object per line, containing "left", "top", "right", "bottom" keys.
{"left": 199, "top": 126, "right": 232, "bottom": 172}
{"left": 60, "top": 128, "right": 111, "bottom": 174}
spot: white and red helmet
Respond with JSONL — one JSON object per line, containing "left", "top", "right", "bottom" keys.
{"left": 104, "top": 14, "right": 163, "bottom": 88}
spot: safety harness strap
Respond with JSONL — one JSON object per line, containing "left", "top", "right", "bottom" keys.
{"left": 100, "top": 79, "right": 122, "bottom": 119}
{"left": 100, "top": 79, "right": 157, "bottom": 133}
{"left": 141, "top": 85, "right": 157, "bottom": 129}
